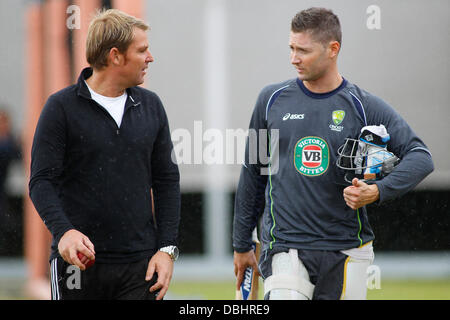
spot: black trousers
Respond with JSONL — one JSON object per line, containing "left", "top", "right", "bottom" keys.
{"left": 50, "top": 257, "right": 159, "bottom": 300}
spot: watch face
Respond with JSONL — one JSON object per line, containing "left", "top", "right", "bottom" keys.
{"left": 161, "top": 246, "right": 179, "bottom": 261}
{"left": 172, "top": 246, "right": 179, "bottom": 260}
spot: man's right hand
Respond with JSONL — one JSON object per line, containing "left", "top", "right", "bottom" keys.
{"left": 233, "top": 250, "right": 259, "bottom": 290}
{"left": 58, "top": 229, "right": 95, "bottom": 271}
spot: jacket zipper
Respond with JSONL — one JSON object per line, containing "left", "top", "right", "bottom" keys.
{"left": 89, "top": 95, "right": 140, "bottom": 136}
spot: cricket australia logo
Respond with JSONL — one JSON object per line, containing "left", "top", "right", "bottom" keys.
{"left": 330, "top": 110, "right": 345, "bottom": 132}
{"left": 294, "top": 136, "right": 329, "bottom": 176}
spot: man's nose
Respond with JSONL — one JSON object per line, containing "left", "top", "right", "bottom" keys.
{"left": 291, "top": 52, "right": 301, "bottom": 64}
{"left": 147, "top": 50, "right": 154, "bottom": 63}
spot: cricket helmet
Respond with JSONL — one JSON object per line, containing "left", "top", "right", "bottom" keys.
{"left": 336, "top": 125, "right": 399, "bottom": 183}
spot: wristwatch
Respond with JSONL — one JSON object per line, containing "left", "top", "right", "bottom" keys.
{"left": 159, "top": 245, "right": 179, "bottom": 261}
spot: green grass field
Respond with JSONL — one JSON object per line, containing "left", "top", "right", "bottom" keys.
{"left": 1, "top": 278, "right": 449, "bottom": 300}
{"left": 167, "top": 279, "right": 450, "bottom": 300}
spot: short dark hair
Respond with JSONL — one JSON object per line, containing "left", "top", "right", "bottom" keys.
{"left": 291, "top": 7, "right": 342, "bottom": 47}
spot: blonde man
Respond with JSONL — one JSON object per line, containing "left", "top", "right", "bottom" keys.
{"left": 29, "top": 9, "right": 180, "bottom": 300}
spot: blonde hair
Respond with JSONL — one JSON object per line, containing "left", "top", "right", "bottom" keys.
{"left": 86, "top": 9, "right": 149, "bottom": 70}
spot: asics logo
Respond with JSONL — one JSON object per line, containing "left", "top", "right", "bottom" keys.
{"left": 282, "top": 113, "right": 304, "bottom": 121}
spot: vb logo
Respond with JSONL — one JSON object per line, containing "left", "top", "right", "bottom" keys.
{"left": 294, "top": 137, "right": 329, "bottom": 176}
{"left": 302, "top": 145, "right": 322, "bottom": 168}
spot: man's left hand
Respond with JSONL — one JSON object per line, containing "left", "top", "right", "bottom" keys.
{"left": 343, "top": 178, "right": 380, "bottom": 210}
{"left": 145, "top": 251, "right": 174, "bottom": 300}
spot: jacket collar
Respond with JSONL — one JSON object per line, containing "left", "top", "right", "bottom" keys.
{"left": 76, "top": 67, "right": 141, "bottom": 108}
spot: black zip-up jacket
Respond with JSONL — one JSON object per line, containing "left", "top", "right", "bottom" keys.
{"left": 29, "top": 68, "right": 181, "bottom": 263}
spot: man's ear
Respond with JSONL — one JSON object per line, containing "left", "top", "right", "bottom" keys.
{"left": 108, "top": 47, "right": 123, "bottom": 66}
{"left": 328, "top": 40, "right": 340, "bottom": 58}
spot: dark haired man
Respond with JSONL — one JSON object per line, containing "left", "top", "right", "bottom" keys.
{"left": 233, "top": 7, "right": 433, "bottom": 300}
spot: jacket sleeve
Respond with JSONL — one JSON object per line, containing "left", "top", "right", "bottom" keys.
{"left": 363, "top": 94, "right": 434, "bottom": 203}
{"left": 29, "top": 95, "right": 74, "bottom": 244}
{"left": 233, "top": 90, "right": 269, "bottom": 253}
{"left": 151, "top": 96, "right": 181, "bottom": 249}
